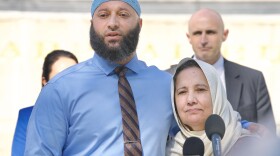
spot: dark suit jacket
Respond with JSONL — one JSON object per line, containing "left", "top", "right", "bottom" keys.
{"left": 12, "top": 106, "right": 33, "bottom": 156}
{"left": 166, "top": 58, "right": 276, "bottom": 133}
{"left": 224, "top": 59, "right": 275, "bottom": 133}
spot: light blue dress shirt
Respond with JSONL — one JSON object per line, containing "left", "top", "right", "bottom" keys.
{"left": 25, "top": 54, "right": 178, "bottom": 156}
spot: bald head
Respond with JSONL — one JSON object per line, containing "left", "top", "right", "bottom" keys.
{"left": 187, "top": 8, "right": 229, "bottom": 65}
{"left": 189, "top": 8, "right": 225, "bottom": 32}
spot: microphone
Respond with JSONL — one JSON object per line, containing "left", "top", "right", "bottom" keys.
{"left": 183, "top": 137, "right": 204, "bottom": 156}
{"left": 205, "top": 114, "right": 226, "bottom": 156}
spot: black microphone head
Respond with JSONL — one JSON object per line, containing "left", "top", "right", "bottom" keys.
{"left": 183, "top": 137, "right": 204, "bottom": 156}
{"left": 205, "top": 114, "right": 226, "bottom": 140}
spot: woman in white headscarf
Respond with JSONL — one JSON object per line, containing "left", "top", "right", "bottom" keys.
{"left": 166, "top": 58, "right": 262, "bottom": 156}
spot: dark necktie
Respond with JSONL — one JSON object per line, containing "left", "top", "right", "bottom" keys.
{"left": 115, "top": 66, "right": 143, "bottom": 156}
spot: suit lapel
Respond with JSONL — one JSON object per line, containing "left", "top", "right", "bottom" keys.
{"left": 224, "top": 59, "right": 242, "bottom": 110}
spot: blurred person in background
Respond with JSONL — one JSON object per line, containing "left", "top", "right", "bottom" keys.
{"left": 12, "top": 49, "right": 78, "bottom": 156}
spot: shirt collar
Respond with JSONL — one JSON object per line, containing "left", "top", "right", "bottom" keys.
{"left": 93, "top": 53, "right": 144, "bottom": 76}
{"left": 193, "top": 55, "right": 224, "bottom": 70}
{"left": 212, "top": 55, "right": 224, "bottom": 71}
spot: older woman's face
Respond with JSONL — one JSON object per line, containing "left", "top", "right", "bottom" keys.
{"left": 175, "top": 66, "right": 212, "bottom": 131}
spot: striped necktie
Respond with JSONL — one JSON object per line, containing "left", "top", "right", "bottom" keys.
{"left": 115, "top": 66, "right": 143, "bottom": 156}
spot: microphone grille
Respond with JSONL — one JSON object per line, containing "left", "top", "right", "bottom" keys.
{"left": 205, "top": 114, "right": 226, "bottom": 140}
{"left": 183, "top": 137, "right": 204, "bottom": 156}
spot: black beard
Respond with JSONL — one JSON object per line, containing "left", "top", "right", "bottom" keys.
{"left": 89, "top": 23, "right": 140, "bottom": 63}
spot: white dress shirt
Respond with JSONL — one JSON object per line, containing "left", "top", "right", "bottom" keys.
{"left": 194, "top": 55, "right": 226, "bottom": 92}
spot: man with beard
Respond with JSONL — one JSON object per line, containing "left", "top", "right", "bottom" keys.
{"left": 25, "top": 0, "right": 177, "bottom": 155}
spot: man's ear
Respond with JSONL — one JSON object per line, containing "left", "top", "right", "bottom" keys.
{"left": 223, "top": 29, "right": 229, "bottom": 41}
{"left": 139, "top": 18, "right": 143, "bottom": 29}
{"left": 186, "top": 32, "right": 191, "bottom": 43}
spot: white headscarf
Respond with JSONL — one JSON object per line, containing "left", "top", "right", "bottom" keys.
{"left": 166, "top": 58, "right": 250, "bottom": 156}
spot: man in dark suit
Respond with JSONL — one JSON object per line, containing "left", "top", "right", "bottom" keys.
{"left": 166, "top": 8, "right": 276, "bottom": 133}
